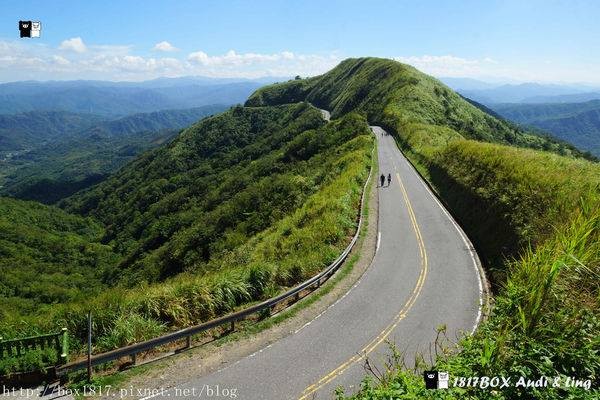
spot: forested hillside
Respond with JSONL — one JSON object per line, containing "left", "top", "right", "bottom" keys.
{"left": 0, "top": 111, "right": 105, "bottom": 151}
{"left": 492, "top": 100, "right": 600, "bottom": 157}
{"left": 0, "top": 105, "right": 227, "bottom": 203}
{"left": 1, "top": 102, "right": 373, "bottom": 361}
{"left": 0, "top": 197, "right": 117, "bottom": 321}
{"left": 247, "top": 57, "right": 599, "bottom": 399}
{"left": 63, "top": 103, "right": 369, "bottom": 284}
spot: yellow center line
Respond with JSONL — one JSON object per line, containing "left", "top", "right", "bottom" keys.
{"left": 298, "top": 171, "right": 428, "bottom": 399}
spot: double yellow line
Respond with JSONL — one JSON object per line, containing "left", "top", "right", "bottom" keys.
{"left": 298, "top": 172, "right": 429, "bottom": 399}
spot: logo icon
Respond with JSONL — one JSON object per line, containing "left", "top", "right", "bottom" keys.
{"left": 19, "top": 20, "right": 41, "bottom": 38}
{"left": 31, "top": 21, "right": 41, "bottom": 37}
{"left": 424, "top": 371, "right": 449, "bottom": 389}
{"left": 438, "top": 371, "right": 449, "bottom": 389}
{"left": 424, "top": 371, "right": 438, "bottom": 389}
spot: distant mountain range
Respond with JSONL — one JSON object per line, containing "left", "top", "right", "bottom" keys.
{"left": 440, "top": 78, "right": 600, "bottom": 156}
{"left": 456, "top": 83, "right": 600, "bottom": 104}
{"left": 439, "top": 77, "right": 600, "bottom": 104}
{"left": 0, "top": 76, "right": 284, "bottom": 117}
{"left": 0, "top": 105, "right": 228, "bottom": 203}
{"left": 491, "top": 100, "right": 600, "bottom": 157}
{"left": 0, "top": 111, "right": 105, "bottom": 151}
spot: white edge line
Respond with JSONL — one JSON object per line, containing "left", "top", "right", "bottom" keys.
{"left": 400, "top": 155, "right": 485, "bottom": 334}
{"left": 140, "top": 120, "right": 378, "bottom": 398}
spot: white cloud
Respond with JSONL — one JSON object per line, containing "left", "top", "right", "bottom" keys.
{"left": 186, "top": 50, "right": 340, "bottom": 78}
{"left": 188, "top": 49, "right": 287, "bottom": 66}
{"left": 0, "top": 40, "right": 341, "bottom": 81}
{"left": 7, "top": 41, "right": 597, "bottom": 85}
{"left": 59, "top": 37, "right": 87, "bottom": 53}
{"left": 153, "top": 41, "right": 178, "bottom": 52}
{"left": 52, "top": 55, "right": 70, "bottom": 66}
{"left": 393, "top": 55, "right": 498, "bottom": 78}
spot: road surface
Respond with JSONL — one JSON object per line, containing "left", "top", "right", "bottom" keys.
{"left": 149, "top": 125, "right": 484, "bottom": 399}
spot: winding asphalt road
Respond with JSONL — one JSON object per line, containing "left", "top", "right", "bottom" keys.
{"left": 150, "top": 125, "right": 484, "bottom": 399}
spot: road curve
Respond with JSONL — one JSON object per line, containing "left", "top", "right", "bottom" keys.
{"left": 153, "top": 126, "right": 484, "bottom": 399}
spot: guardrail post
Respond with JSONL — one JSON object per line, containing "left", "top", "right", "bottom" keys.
{"left": 60, "top": 328, "right": 68, "bottom": 363}
{"left": 131, "top": 353, "right": 137, "bottom": 365}
{"left": 186, "top": 336, "right": 191, "bottom": 348}
{"left": 87, "top": 312, "right": 92, "bottom": 382}
{"left": 230, "top": 320, "right": 235, "bottom": 332}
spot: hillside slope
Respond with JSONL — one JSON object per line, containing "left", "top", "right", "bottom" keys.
{"left": 63, "top": 103, "right": 371, "bottom": 283}
{"left": 0, "top": 102, "right": 373, "bottom": 357}
{"left": 0, "top": 111, "right": 105, "bottom": 151}
{"left": 247, "top": 57, "right": 599, "bottom": 399}
{"left": 0, "top": 197, "right": 117, "bottom": 320}
{"left": 0, "top": 105, "right": 227, "bottom": 203}
{"left": 492, "top": 100, "right": 600, "bottom": 156}
{"left": 247, "top": 57, "right": 581, "bottom": 156}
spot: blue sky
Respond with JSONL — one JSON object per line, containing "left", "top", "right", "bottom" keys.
{"left": 1, "top": 0, "right": 599, "bottom": 83}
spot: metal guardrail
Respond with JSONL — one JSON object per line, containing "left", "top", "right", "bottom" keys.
{"left": 0, "top": 328, "right": 68, "bottom": 365}
{"left": 57, "top": 149, "right": 373, "bottom": 376}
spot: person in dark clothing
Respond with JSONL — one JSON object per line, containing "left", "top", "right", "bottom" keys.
{"left": 387, "top": 173, "right": 392, "bottom": 186}
{"left": 380, "top": 174, "right": 385, "bottom": 187}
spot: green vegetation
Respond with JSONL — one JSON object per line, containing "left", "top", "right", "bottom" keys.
{"left": 492, "top": 100, "right": 600, "bottom": 157}
{"left": 1, "top": 105, "right": 227, "bottom": 204}
{"left": 250, "top": 57, "right": 599, "bottom": 399}
{"left": 1, "top": 102, "right": 373, "bottom": 360}
{"left": 0, "top": 197, "right": 118, "bottom": 321}
{"left": 2, "top": 57, "right": 597, "bottom": 395}
{"left": 0, "top": 346, "right": 59, "bottom": 376}
{"left": 247, "top": 58, "right": 584, "bottom": 157}
{"left": 0, "top": 111, "right": 104, "bottom": 152}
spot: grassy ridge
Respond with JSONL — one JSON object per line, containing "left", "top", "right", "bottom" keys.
{"left": 248, "top": 58, "right": 584, "bottom": 157}
{"left": 248, "top": 57, "right": 599, "bottom": 399}
{"left": 428, "top": 140, "right": 600, "bottom": 280}
{"left": 0, "top": 105, "right": 373, "bottom": 369}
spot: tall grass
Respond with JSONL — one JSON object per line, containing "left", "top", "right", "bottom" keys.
{"left": 0, "top": 115, "right": 373, "bottom": 356}
{"left": 248, "top": 58, "right": 600, "bottom": 399}
{"left": 341, "top": 202, "right": 599, "bottom": 400}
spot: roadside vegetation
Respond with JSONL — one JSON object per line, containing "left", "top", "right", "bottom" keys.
{"left": 249, "top": 57, "right": 599, "bottom": 399}
{"left": 0, "top": 103, "right": 373, "bottom": 373}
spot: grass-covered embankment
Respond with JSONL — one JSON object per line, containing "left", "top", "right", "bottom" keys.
{"left": 340, "top": 143, "right": 600, "bottom": 399}
{"left": 248, "top": 57, "right": 599, "bottom": 399}
{"left": 0, "top": 103, "right": 373, "bottom": 375}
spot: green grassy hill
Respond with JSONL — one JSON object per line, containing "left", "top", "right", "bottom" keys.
{"left": 249, "top": 57, "right": 599, "bottom": 399}
{"left": 247, "top": 58, "right": 583, "bottom": 156}
{"left": 1, "top": 102, "right": 373, "bottom": 361}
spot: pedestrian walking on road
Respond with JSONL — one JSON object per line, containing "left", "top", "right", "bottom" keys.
{"left": 387, "top": 173, "right": 392, "bottom": 186}
{"left": 380, "top": 174, "right": 385, "bottom": 187}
